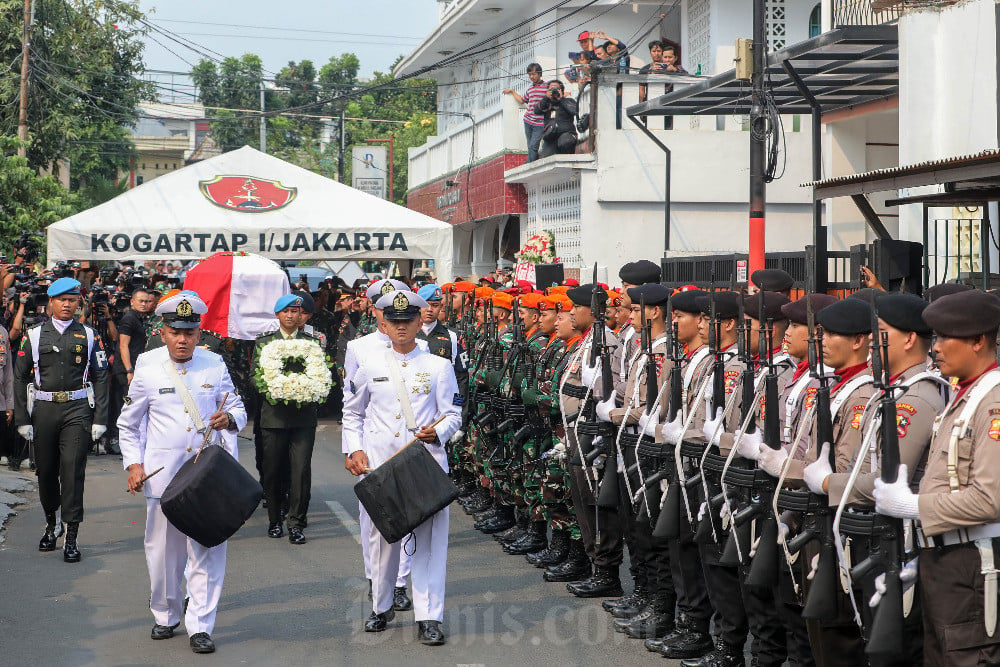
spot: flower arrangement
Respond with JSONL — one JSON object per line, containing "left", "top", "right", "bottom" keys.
{"left": 518, "top": 230, "right": 559, "bottom": 264}
{"left": 254, "top": 338, "right": 332, "bottom": 406}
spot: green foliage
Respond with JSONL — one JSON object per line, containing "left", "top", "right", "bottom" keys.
{"left": 0, "top": 136, "right": 79, "bottom": 259}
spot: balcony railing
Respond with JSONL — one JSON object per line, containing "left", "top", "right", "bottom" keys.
{"left": 830, "top": 0, "right": 900, "bottom": 26}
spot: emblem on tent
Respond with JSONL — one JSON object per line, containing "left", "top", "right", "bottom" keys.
{"left": 199, "top": 176, "right": 297, "bottom": 213}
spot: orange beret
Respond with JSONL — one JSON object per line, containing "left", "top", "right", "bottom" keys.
{"left": 452, "top": 281, "right": 478, "bottom": 293}
{"left": 473, "top": 286, "right": 495, "bottom": 300}
{"left": 552, "top": 295, "right": 574, "bottom": 312}
{"left": 518, "top": 293, "right": 544, "bottom": 309}
{"left": 547, "top": 285, "right": 570, "bottom": 295}
{"left": 538, "top": 296, "right": 559, "bottom": 311}
{"left": 491, "top": 292, "right": 514, "bottom": 310}
{"left": 440, "top": 282, "right": 454, "bottom": 293}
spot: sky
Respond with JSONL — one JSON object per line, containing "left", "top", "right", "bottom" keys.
{"left": 136, "top": 0, "right": 439, "bottom": 96}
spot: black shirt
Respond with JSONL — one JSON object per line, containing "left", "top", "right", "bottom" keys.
{"left": 114, "top": 310, "right": 147, "bottom": 372}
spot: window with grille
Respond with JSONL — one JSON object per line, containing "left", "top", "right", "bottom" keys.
{"left": 525, "top": 177, "right": 583, "bottom": 268}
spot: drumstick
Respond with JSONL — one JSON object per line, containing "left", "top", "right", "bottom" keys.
{"left": 127, "top": 466, "right": 164, "bottom": 494}
{"left": 360, "top": 415, "right": 448, "bottom": 474}
{"left": 195, "top": 391, "right": 230, "bottom": 463}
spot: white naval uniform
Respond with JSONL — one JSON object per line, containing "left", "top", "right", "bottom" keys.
{"left": 342, "top": 329, "right": 427, "bottom": 582}
{"left": 342, "top": 344, "right": 461, "bottom": 622}
{"left": 117, "top": 346, "right": 247, "bottom": 637}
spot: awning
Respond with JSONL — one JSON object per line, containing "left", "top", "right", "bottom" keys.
{"left": 626, "top": 25, "right": 899, "bottom": 118}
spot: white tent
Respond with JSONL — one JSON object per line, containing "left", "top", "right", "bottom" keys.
{"left": 47, "top": 146, "right": 453, "bottom": 280}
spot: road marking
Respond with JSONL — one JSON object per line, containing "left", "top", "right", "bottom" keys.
{"left": 325, "top": 500, "right": 362, "bottom": 545}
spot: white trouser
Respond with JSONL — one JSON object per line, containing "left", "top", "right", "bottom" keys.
{"left": 396, "top": 543, "right": 412, "bottom": 588}
{"left": 359, "top": 503, "right": 411, "bottom": 587}
{"left": 145, "top": 498, "right": 227, "bottom": 636}
{"left": 366, "top": 507, "right": 449, "bottom": 622}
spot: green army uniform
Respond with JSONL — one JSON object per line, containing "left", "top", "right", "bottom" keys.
{"left": 511, "top": 327, "right": 550, "bottom": 512}
{"left": 540, "top": 337, "right": 582, "bottom": 541}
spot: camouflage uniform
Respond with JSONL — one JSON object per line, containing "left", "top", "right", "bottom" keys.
{"left": 523, "top": 333, "right": 563, "bottom": 521}
{"left": 539, "top": 336, "right": 581, "bottom": 540}
{"left": 511, "top": 327, "right": 550, "bottom": 512}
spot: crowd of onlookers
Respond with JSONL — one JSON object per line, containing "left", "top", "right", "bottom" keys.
{"left": 504, "top": 29, "right": 690, "bottom": 163}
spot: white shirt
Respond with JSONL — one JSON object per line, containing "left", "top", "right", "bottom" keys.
{"left": 117, "top": 347, "right": 247, "bottom": 498}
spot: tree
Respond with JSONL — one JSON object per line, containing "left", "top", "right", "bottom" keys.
{"left": 190, "top": 54, "right": 264, "bottom": 151}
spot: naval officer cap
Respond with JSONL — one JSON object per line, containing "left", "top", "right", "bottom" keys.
{"left": 274, "top": 293, "right": 305, "bottom": 313}
{"left": 695, "top": 291, "right": 741, "bottom": 320}
{"left": 626, "top": 283, "right": 670, "bottom": 307}
{"left": 156, "top": 291, "right": 208, "bottom": 329}
{"left": 875, "top": 293, "right": 932, "bottom": 336}
{"left": 816, "top": 298, "right": 872, "bottom": 336}
{"left": 923, "top": 290, "right": 1000, "bottom": 338}
{"left": 376, "top": 290, "right": 428, "bottom": 321}
{"left": 751, "top": 269, "right": 794, "bottom": 293}
{"left": 47, "top": 277, "right": 81, "bottom": 297}
{"left": 780, "top": 294, "right": 838, "bottom": 324}
{"left": 365, "top": 278, "right": 409, "bottom": 300}
{"left": 417, "top": 284, "right": 444, "bottom": 302}
{"left": 744, "top": 291, "right": 791, "bottom": 321}
{"left": 619, "top": 260, "right": 662, "bottom": 286}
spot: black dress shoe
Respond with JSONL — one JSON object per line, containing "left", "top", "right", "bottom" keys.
{"left": 268, "top": 522, "right": 284, "bottom": 538}
{"left": 288, "top": 527, "right": 306, "bottom": 544}
{"left": 189, "top": 632, "right": 215, "bottom": 654}
{"left": 416, "top": 620, "right": 445, "bottom": 646}
{"left": 38, "top": 526, "right": 57, "bottom": 552}
{"left": 63, "top": 523, "right": 81, "bottom": 563}
{"left": 364, "top": 609, "right": 395, "bottom": 632}
{"left": 393, "top": 586, "right": 412, "bottom": 611}
{"left": 151, "top": 622, "right": 180, "bottom": 640}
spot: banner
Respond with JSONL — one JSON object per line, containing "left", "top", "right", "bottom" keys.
{"left": 352, "top": 146, "right": 387, "bottom": 199}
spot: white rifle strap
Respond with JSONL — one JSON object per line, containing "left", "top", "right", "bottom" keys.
{"left": 385, "top": 351, "right": 417, "bottom": 432}
{"left": 27, "top": 326, "right": 41, "bottom": 385}
{"left": 162, "top": 360, "right": 208, "bottom": 434}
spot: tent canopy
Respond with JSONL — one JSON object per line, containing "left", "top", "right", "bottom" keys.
{"left": 47, "top": 146, "right": 453, "bottom": 280}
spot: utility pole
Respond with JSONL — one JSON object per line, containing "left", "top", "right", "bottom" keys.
{"left": 748, "top": 0, "right": 767, "bottom": 279}
{"left": 259, "top": 82, "right": 266, "bottom": 153}
{"left": 338, "top": 103, "right": 346, "bottom": 183}
{"left": 17, "top": 0, "right": 34, "bottom": 158}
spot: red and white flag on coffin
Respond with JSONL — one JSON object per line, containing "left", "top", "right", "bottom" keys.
{"left": 183, "top": 252, "right": 290, "bottom": 340}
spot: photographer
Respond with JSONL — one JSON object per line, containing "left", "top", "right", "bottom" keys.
{"left": 533, "top": 80, "right": 578, "bottom": 158}
{"left": 107, "top": 287, "right": 156, "bottom": 454}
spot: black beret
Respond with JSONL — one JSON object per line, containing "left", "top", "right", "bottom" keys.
{"left": 847, "top": 287, "right": 884, "bottom": 305}
{"left": 780, "top": 293, "right": 838, "bottom": 324}
{"left": 923, "top": 291, "right": 1000, "bottom": 337}
{"left": 291, "top": 290, "right": 315, "bottom": 314}
{"left": 619, "top": 260, "right": 662, "bottom": 286}
{"left": 627, "top": 283, "right": 670, "bottom": 307}
{"left": 816, "top": 298, "right": 872, "bottom": 335}
{"left": 875, "top": 293, "right": 931, "bottom": 336}
{"left": 924, "top": 282, "right": 972, "bottom": 302}
{"left": 671, "top": 288, "right": 704, "bottom": 314}
{"left": 744, "top": 291, "right": 791, "bottom": 321}
{"left": 751, "top": 269, "right": 794, "bottom": 293}
{"left": 567, "top": 283, "right": 600, "bottom": 307}
{"left": 695, "top": 291, "right": 741, "bottom": 320}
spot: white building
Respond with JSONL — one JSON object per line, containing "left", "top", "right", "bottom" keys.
{"left": 125, "top": 102, "right": 221, "bottom": 187}
{"left": 397, "top": 0, "right": 833, "bottom": 282}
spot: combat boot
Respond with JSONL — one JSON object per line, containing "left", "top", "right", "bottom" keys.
{"left": 478, "top": 505, "right": 516, "bottom": 534}
{"left": 526, "top": 529, "right": 568, "bottom": 567}
{"left": 608, "top": 585, "right": 649, "bottom": 618}
{"left": 504, "top": 521, "right": 547, "bottom": 555}
{"left": 495, "top": 515, "right": 528, "bottom": 543}
{"left": 472, "top": 506, "right": 500, "bottom": 527}
{"left": 679, "top": 638, "right": 745, "bottom": 667}
{"left": 63, "top": 522, "right": 81, "bottom": 563}
{"left": 543, "top": 539, "right": 590, "bottom": 582}
{"left": 659, "top": 617, "right": 713, "bottom": 660}
{"left": 38, "top": 513, "right": 57, "bottom": 552}
{"left": 464, "top": 489, "right": 492, "bottom": 514}
{"left": 623, "top": 595, "right": 674, "bottom": 639}
{"left": 566, "top": 564, "right": 623, "bottom": 598}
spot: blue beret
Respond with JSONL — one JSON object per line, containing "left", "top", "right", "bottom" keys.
{"left": 274, "top": 293, "right": 305, "bottom": 313}
{"left": 47, "top": 277, "right": 81, "bottom": 297}
{"left": 417, "top": 284, "right": 443, "bottom": 302}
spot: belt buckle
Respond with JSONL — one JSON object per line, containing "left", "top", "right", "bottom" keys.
{"left": 53, "top": 391, "right": 69, "bottom": 403}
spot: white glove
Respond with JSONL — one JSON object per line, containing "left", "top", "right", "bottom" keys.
{"left": 581, "top": 361, "right": 599, "bottom": 388}
{"left": 702, "top": 407, "right": 724, "bottom": 446}
{"left": 595, "top": 395, "right": 616, "bottom": 423}
{"left": 697, "top": 501, "right": 707, "bottom": 522}
{"left": 658, "top": 414, "right": 685, "bottom": 445}
{"left": 91, "top": 425, "right": 107, "bottom": 442}
{"left": 803, "top": 443, "right": 833, "bottom": 495}
{"left": 736, "top": 427, "right": 762, "bottom": 461}
{"left": 17, "top": 425, "right": 33, "bottom": 441}
{"left": 758, "top": 442, "right": 789, "bottom": 478}
{"left": 778, "top": 521, "right": 790, "bottom": 543}
{"left": 806, "top": 553, "right": 820, "bottom": 581}
{"left": 874, "top": 464, "right": 920, "bottom": 519}
{"left": 448, "top": 429, "right": 465, "bottom": 445}
{"left": 869, "top": 558, "right": 919, "bottom": 608}
{"left": 719, "top": 501, "right": 731, "bottom": 522}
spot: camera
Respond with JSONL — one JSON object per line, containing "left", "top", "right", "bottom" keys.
{"left": 13, "top": 230, "right": 43, "bottom": 264}
{"left": 550, "top": 88, "right": 561, "bottom": 100}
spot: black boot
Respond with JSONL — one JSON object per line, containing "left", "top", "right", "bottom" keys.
{"left": 472, "top": 507, "right": 500, "bottom": 527}
{"left": 679, "top": 638, "right": 745, "bottom": 667}
{"left": 526, "top": 529, "right": 569, "bottom": 567}
{"left": 608, "top": 585, "right": 649, "bottom": 618}
{"left": 505, "top": 521, "right": 547, "bottom": 555}
{"left": 38, "top": 513, "right": 57, "bottom": 552}
{"left": 63, "top": 522, "right": 81, "bottom": 563}
{"left": 495, "top": 515, "right": 529, "bottom": 544}
{"left": 623, "top": 596, "right": 674, "bottom": 639}
{"left": 478, "top": 505, "right": 516, "bottom": 534}
{"left": 659, "top": 618, "right": 714, "bottom": 660}
{"left": 566, "top": 564, "right": 623, "bottom": 598}
{"left": 464, "top": 489, "right": 492, "bottom": 514}
{"left": 645, "top": 612, "right": 687, "bottom": 652}
{"left": 543, "top": 539, "right": 590, "bottom": 582}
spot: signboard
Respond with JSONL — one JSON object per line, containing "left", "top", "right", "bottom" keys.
{"left": 352, "top": 146, "right": 387, "bottom": 199}
{"left": 514, "top": 261, "right": 537, "bottom": 286}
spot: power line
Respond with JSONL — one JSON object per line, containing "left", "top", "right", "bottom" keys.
{"left": 167, "top": 31, "right": 421, "bottom": 47}
{"left": 149, "top": 18, "right": 423, "bottom": 41}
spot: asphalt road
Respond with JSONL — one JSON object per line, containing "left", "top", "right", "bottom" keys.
{"left": 0, "top": 420, "right": 675, "bottom": 667}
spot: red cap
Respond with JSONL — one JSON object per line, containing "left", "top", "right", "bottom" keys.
{"left": 578, "top": 31, "right": 590, "bottom": 41}
{"left": 563, "top": 278, "right": 580, "bottom": 287}
{"left": 516, "top": 280, "right": 534, "bottom": 294}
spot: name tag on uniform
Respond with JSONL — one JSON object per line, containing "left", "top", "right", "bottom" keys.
{"left": 159, "top": 387, "right": 175, "bottom": 394}
{"left": 373, "top": 377, "right": 389, "bottom": 383}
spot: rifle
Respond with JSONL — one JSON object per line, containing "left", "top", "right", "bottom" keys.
{"left": 580, "top": 264, "right": 614, "bottom": 465}
{"left": 634, "top": 295, "right": 662, "bottom": 521}
{"left": 693, "top": 285, "right": 728, "bottom": 544}
{"left": 652, "top": 313, "right": 684, "bottom": 538}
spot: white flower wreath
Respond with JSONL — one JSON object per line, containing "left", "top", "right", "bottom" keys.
{"left": 254, "top": 338, "right": 332, "bottom": 406}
